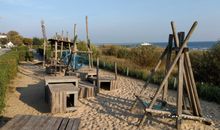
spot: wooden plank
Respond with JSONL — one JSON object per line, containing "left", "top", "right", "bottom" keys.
{"left": 9, "top": 115, "right": 32, "bottom": 129}
{"left": 66, "top": 119, "right": 75, "bottom": 130}
{"left": 0, "top": 115, "right": 23, "bottom": 130}
{"left": 33, "top": 116, "right": 50, "bottom": 129}
{"left": 45, "top": 76, "right": 79, "bottom": 86}
{"left": 50, "top": 117, "right": 63, "bottom": 130}
{"left": 45, "top": 117, "right": 59, "bottom": 130}
{"left": 71, "top": 118, "right": 81, "bottom": 130}
{"left": 20, "top": 115, "right": 41, "bottom": 129}
{"left": 58, "top": 118, "right": 69, "bottom": 130}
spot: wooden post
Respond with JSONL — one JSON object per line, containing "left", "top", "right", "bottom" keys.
{"left": 74, "top": 24, "right": 77, "bottom": 38}
{"left": 126, "top": 67, "right": 129, "bottom": 76}
{"left": 55, "top": 33, "right": 58, "bottom": 75}
{"left": 41, "top": 20, "right": 47, "bottom": 67}
{"left": 86, "top": 16, "right": 92, "bottom": 69}
{"left": 73, "top": 24, "right": 77, "bottom": 70}
{"left": 60, "top": 30, "right": 64, "bottom": 59}
{"left": 114, "top": 62, "right": 117, "bottom": 80}
{"left": 96, "top": 58, "right": 100, "bottom": 94}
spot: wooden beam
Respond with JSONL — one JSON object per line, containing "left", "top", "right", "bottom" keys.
{"left": 185, "top": 52, "right": 203, "bottom": 116}
{"left": 171, "top": 21, "right": 180, "bottom": 47}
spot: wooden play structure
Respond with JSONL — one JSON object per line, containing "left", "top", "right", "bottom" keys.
{"left": 1, "top": 115, "right": 80, "bottom": 130}
{"left": 87, "top": 58, "right": 118, "bottom": 92}
{"left": 130, "top": 21, "right": 212, "bottom": 129}
{"left": 45, "top": 76, "right": 79, "bottom": 113}
{"left": 42, "top": 16, "right": 119, "bottom": 114}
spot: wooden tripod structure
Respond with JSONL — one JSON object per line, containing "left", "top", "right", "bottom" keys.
{"left": 130, "top": 21, "right": 212, "bottom": 129}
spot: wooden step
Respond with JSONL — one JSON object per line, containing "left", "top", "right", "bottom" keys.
{"left": 78, "top": 81, "right": 96, "bottom": 98}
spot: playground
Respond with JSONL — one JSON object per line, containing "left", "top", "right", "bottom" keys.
{"left": 1, "top": 61, "right": 219, "bottom": 130}
{"left": 1, "top": 19, "right": 220, "bottom": 130}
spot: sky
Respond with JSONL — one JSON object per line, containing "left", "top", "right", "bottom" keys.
{"left": 0, "top": 0, "right": 220, "bottom": 43}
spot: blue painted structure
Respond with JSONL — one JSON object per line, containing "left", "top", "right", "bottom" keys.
{"left": 61, "top": 50, "right": 88, "bottom": 70}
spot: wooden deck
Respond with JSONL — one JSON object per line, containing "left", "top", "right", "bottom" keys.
{"left": 1, "top": 115, "right": 80, "bottom": 130}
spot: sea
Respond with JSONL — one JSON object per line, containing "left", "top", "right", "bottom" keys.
{"left": 97, "top": 41, "right": 217, "bottom": 50}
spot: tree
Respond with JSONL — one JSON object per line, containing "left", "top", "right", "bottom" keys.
{"left": 33, "top": 37, "right": 43, "bottom": 45}
{"left": 23, "top": 38, "right": 33, "bottom": 45}
{"left": 7, "top": 31, "right": 23, "bottom": 45}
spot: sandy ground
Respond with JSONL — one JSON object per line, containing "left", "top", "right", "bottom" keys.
{"left": 1, "top": 62, "right": 220, "bottom": 130}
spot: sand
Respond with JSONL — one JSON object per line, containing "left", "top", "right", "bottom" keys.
{"left": 1, "top": 61, "right": 220, "bottom": 130}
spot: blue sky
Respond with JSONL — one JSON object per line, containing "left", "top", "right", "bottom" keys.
{"left": 0, "top": 0, "right": 220, "bottom": 43}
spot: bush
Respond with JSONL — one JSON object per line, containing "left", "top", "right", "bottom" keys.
{"left": 197, "top": 83, "right": 220, "bottom": 104}
{"left": 190, "top": 42, "right": 220, "bottom": 86}
{"left": 0, "top": 50, "right": 19, "bottom": 113}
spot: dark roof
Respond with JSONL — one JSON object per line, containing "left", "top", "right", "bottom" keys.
{"left": 48, "top": 39, "right": 74, "bottom": 46}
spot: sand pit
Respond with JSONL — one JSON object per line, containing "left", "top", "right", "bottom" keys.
{"left": 1, "top": 62, "right": 220, "bottom": 129}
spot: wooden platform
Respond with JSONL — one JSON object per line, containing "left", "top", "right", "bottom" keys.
{"left": 78, "top": 81, "right": 96, "bottom": 98}
{"left": 45, "top": 76, "right": 79, "bottom": 87}
{"left": 76, "top": 69, "right": 96, "bottom": 80}
{"left": 1, "top": 115, "right": 80, "bottom": 130}
{"left": 45, "top": 83, "right": 79, "bottom": 113}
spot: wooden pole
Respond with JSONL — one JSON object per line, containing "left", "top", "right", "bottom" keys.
{"left": 96, "top": 58, "right": 100, "bottom": 94}
{"left": 61, "top": 30, "right": 64, "bottom": 59}
{"left": 177, "top": 52, "right": 184, "bottom": 130}
{"left": 74, "top": 24, "right": 77, "bottom": 37}
{"left": 86, "top": 16, "right": 92, "bottom": 69}
{"left": 114, "top": 62, "right": 117, "bottom": 80}
{"left": 171, "top": 22, "right": 180, "bottom": 47}
{"left": 55, "top": 33, "right": 58, "bottom": 75}
{"left": 185, "top": 52, "right": 202, "bottom": 116}
{"left": 73, "top": 24, "right": 77, "bottom": 70}
{"left": 148, "top": 21, "right": 198, "bottom": 109}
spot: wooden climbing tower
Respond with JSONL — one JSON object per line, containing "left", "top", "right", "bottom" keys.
{"left": 130, "top": 21, "right": 212, "bottom": 129}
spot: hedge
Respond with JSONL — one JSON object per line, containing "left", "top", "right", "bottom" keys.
{"left": 0, "top": 46, "right": 28, "bottom": 113}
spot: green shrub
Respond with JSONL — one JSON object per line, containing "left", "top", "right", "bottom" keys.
{"left": 197, "top": 83, "right": 220, "bottom": 104}
{"left": 0, "top": 50, "right": 20, "bottom": 113}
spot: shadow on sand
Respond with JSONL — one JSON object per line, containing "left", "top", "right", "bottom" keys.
{"left": 16, "top": 80, "right": 50, "bottom": 113}
{"left": 79, "top": 92, "right": 175, "bottom": 128}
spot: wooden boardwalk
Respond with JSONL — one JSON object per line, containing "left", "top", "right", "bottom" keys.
{"left": 1, "top": 115, "right": 80, "bottom": 130}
